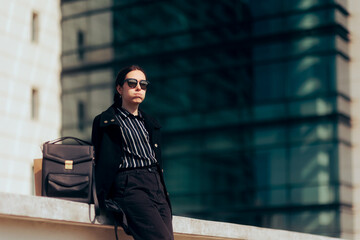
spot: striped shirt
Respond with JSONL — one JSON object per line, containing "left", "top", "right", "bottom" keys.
{"left": 115, "top": 107, "right": 157, "bottom": 168}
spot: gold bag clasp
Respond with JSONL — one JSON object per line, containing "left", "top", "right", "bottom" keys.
{"left": 65, "top": 160, "right": 73, "bottom": 170}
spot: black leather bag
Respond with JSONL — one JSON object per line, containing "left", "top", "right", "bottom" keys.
{"left": 41, "top": 136, "right": 95, "bottom": 204}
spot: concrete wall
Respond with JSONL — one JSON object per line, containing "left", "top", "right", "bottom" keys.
{"left": 347, "top": 0, "right": 360, "bottom": 239}
{"left": 0, "top": 193, "right": 345, "bottom": 240}
{"left": 61, "top": 0, "right": 115, "bottom": 140}
{"left": 0, "top": 0, "right": 61, "bottom": 195}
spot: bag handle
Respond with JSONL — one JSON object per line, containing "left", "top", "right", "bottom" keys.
{"left": 45, "top": 136, "right": 91, "bottom": 146}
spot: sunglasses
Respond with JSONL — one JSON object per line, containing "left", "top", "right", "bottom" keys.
{"left": 124, "top": 78, "right": 149, "bottom": 90}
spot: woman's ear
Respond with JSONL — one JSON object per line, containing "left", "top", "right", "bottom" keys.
{"left": 116, "top": 85, "right": 122, "bottom": 95}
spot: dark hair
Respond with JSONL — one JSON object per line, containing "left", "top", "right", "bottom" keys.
{"left": 113, "top": 65, "right": 147, "bottom": 104}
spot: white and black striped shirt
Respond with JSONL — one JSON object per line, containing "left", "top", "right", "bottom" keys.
{"left": 115, "top": 107, "right": 157, "bottom": 168}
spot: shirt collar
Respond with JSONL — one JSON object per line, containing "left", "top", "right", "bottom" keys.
{"left": 117, "top": 107, "right": 143, "bottom": 120}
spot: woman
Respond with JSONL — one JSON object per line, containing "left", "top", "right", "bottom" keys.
{"left": 92, "top": 65, "right": 174, "bottom": 240}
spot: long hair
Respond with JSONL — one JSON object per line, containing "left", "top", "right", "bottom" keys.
{"left": 113, "top": 65, "right": 147, "bottom": 105}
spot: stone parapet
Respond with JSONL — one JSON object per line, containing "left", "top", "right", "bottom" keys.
{"left": 0, "top": 192, "right": 345, "bottom": 240}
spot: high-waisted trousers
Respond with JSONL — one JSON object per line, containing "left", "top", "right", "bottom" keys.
{"left": 112, "top": 165, "right": 174, "bottom": 240}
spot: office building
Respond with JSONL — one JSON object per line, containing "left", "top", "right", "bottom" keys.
{"left": 60, "top": 0, "right": 357, "bottom": 238}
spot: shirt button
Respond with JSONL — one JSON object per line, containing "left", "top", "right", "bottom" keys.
{"left": 104, "top": 120, "right": 108, "bottom": 124}
{"left": 110, "top": 119, "right": 115, "bottom": 122}
{"left": 154, "top": 143, "right": 158, "bottom": 148}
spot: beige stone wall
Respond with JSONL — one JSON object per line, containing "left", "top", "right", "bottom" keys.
{"left": 346, "top": 0, "right": 360, "bottom": 239}
{"left": 0, "top": 0, "right": 61, "bottom": 194}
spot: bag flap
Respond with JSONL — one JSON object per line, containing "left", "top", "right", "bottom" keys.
{"left": 43, "top": 143, "right": 94, "bottom": 164}
{"left": 48, "top": 174, "right": 89, "bottom": 188}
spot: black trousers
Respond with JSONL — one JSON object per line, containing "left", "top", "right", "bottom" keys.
{"left": 112, "top": 166, "right": 174, "bottom": 240}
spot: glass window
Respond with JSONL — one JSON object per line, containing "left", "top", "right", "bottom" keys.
{"left": 290, "top": 36, "right": 333, "bottom": 56}
{"left": 254, "top": 63, "right": 285, "bottom": 101}
{"left": 77, "top": 101, "right": 85, "bottom": 131}
{"left": 77, "top": 30, "right": 84, "bottom": 60}
{"left": 284, "top": 0, "right": 326, "bottom": 11}
{"left": 249, "top": 0, "right": 283, "bottom": 17}
{"left": 254, "top": 36, "right": 333, "bottom": 62}
{"left": 289, "top": 210, "right": 340, "bottom": 235}
{"left": 286, "top": 10, "right": 331, "bottom": 31}
{"left": 269, "top": 213, "right": 289, "bottom": 229}
{"left": 253, "top": 9, "right": 335, "bottom": 36}
{"left": 253, "top": 18, "right": 284, "bottom": 36}
{"left": 31, "top": 88, "right": 39, "bottom": 120}
{"left": 254, "top": 148, "right": 287, "bottom": 187}
{"left": 290, "top": 122, "right": 334, "bottom": 143}
{"left": 286, "top": 56, "right": 329, "bottom": 98}
{"left": 253, "top": 43, "right": 287, "bottom": 61}
{"left": 254, "top": 103, "right": 286, "bottom": 121}
{"left": 288, "top": 97, "right": 335, "bottom": 117}
{"left": 255, "top": 189, "right": 288, "bottom": 206}
{"left": 31, "top": 11, "right": 39, "bottom": 43}
{"left": 289, "top": 144, "right": 335, "bottom": 185}
{"left": 254, "top": 127, "right": 285, "bottom": 146}
{"left": 291, "top": 185, "right": 337, "bottom": 205}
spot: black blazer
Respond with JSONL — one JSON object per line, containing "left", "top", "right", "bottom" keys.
{"left": 91, "top": 104, "right": 171, "bottom": 210}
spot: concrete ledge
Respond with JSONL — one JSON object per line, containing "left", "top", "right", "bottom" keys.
{"left": 0, "top": 192, "right": 344, "bottom": 240}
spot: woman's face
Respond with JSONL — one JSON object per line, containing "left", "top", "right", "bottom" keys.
{"left": 117, "top": 70, "right": 147, "bottom": 106}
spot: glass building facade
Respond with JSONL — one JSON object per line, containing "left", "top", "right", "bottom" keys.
{"left": 61, "top": 0, "right": 351, "bottom": 237}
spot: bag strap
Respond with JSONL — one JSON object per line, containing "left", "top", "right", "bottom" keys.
{"left": 93, "top": 161, "right": 100, "bottom": 216}
{"left": 90, "top": 161, "right": 100, "bottom": 223}
{"left": 114, "top": 220, "right": 119, "bottom": 240}
{"left": 45, "top": 136, "right": 92, "bottom": 146}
